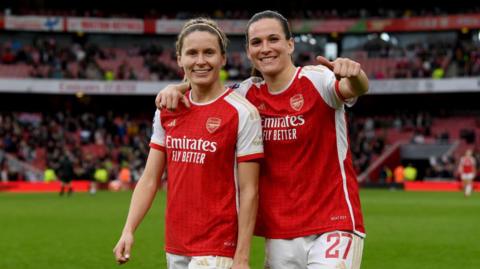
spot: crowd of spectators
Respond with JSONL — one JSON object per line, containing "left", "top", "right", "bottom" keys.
{"left": 348, "top": 115, "right": 386, "bottom": 174}
{"left": 349, "top": 111, "right": 435, "bottom": 174}
{"left": 0, "top": 37, "right": 180, "bottom": 80}
{"left": 1, "top": 34, "right": 480, "bottom": 80}
{"left": 351, "top": 111, "right": 480, "bottom": 180}
{"left": 1, "top": 108, "right": 479, "bottom": 183}
{"left": 361, "top": 39, "right": 480, "bottom": 79}
{"left": 1, "top": 5, "right": 480, "bottom": 182}
{"left": 0, "top": 37, "right": 256, "bottom": 81}
{"left": 0, "top": 111, "right": 151, "bottom": 183}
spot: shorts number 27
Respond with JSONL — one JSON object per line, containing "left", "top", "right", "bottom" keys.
{"left": 325, "top": 232, "right": 353, "bottom": 259}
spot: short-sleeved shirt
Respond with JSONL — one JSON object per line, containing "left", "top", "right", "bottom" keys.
{"left": 234, "top": 66, "right": 365, "bottom": 239}
{"left": 459, "top": 156, "right": 476, "bottom": 174}
{"left": 150, "top": 88, "right": 263, "bottom": 257}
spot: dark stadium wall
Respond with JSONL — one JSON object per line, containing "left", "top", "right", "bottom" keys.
{"left": 0, "top": 93, "right": 157, "bottom": 117}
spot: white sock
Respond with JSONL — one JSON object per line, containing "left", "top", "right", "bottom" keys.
{"left": 466, "top": 184, "right": 472, "bottom": 196}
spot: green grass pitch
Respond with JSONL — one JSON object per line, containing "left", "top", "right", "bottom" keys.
{"left": 1, "top": 189, "right": 479, "bottom": 269}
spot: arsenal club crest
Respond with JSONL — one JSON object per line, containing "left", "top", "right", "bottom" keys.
{"left": 290, "top": 94, "right": 304, "bottom": 111}
{"left": 206, "top": 117, "right": 222, "bottom": 133}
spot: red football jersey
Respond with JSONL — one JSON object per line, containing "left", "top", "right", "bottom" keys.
{"left": 236, "top": 66, "right": 365, "bottom": 239}
{"left": 150, "top": 88, "right": 264, "bottom": 257}
{"left": 459, "top": 156, "right": 476, "bottom": 174}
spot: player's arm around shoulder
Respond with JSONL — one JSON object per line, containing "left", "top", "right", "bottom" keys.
{"left": 113, "top": 149, "right": 166, "bottom": 265}
{"left": 233, "top": 161, "right": 260, "bottom": 269}
{"left": 155, "top": 82, "right": 190, "bottom": 111}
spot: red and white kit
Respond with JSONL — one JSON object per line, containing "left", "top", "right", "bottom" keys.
{"left": 235, "top": 66, "right": 365, "bottom": 239}
{"left": 150, "top": 88, "right": 263, "bottom": 257}
{"left": 459, "top": 156, "right": 476, "bottom": 181}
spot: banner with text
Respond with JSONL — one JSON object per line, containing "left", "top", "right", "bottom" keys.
{"left": 1, "top": 78, "right": 480, "bottom": 95}
{"left": 367, "top": 14, "right": 480, "bottom": 32}
{"left": 4, "top": 15, "right": 64, "bottom": 32}
{"left": 3, "top": 13, "right": 480, "bottom": 34}
{"left": 155, "top": 19, "right": 248, "bottom": 34}
{"left": 67, "top": 17, "right": 144, "bottom": 34}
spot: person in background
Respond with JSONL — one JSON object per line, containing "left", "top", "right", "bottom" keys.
{"left": 404, "top": 163, "right": 418, "bottom": 181}
{"left": 43, "top": 163, "right": 57, "bottom": 183}
{"left": 458, "top": 149, "right": 476, "bottom": 197}
{"left": 394, "top": 164, "right": 405, "bottom": 184}
{"left": 57, "top": 153, "right": 74, "bottom": 196}
{"left": 118, "top": 162, "right": 132, "bottom": 191}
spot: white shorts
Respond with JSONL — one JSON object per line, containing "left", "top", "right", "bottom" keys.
{"left": 265, "top": 231, "right": 364, "bottom": 269}
{"left": 461, "top": 173, "right": 475, "bottom": 181}
{"left": 166, "top": 253, "right": 233, "bottom": 269}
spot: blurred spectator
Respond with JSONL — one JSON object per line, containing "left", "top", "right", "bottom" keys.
{"left": 105, "top": 70, "right": 115, "bottom": 81}
{"left": 118, "top": 162, "right": 132, "bottom": 191}
{"left": 29, "top": 64, "right": 44, "bottom": 78}
{"left": 457, "top": 149, "right": 476, "bottom": 197}
{"left": 1, "top": 160, "right": 9, "bottom": 182}
{"left": 412, "top": 130, "right": 425, "bottom": 144}
{"left": 404, "top": 163, "right": 418, "bottom": 181}
{"left": 379, "top": 165, "right": 393, "bottom": 184}
{"left": 394, "top": 164, "right": 405, "bottom": 183}
{"left": 1, "top": 47, "right": 16, "bottom": 64}
{"left": 94, "top": 163, "right": 109, "bottom": 183}
{"left": 117, "top": 61, "right": 137, "bottom": 80}
{"left": 58, "top": 153, "right": 74, "bottom": 196}
{"left": 85, "top": 61, "right": 104, "bottom": 80}
{"left": 43, "top": 164, "right": 57, "bottom": 182}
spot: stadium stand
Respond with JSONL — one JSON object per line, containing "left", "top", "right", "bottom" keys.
{"left": 1, "top": 5, "right": 479, "bottom": 186}
{"left": 1, "top": 31, "right": 479, "bottom": 80}
{"left": 0, "top": 110, "right": 151, "bottom": 182}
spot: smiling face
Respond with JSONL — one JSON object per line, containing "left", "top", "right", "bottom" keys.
{"left": 177, "top": 30, "right": 226, "bottom": 88}
{"left": 246, "top": 18, "right": 294, "bottom": 77}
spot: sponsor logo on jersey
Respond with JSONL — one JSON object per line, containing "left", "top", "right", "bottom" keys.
{"left": 166, "top": 135, "right": 218, "bottom": 164}
{"left": 206, "top": 117, "right": 221, "bottom": 133}
{"left": 166, "top": 135, "right": 217, "bottom": 152}
{"left": 262, "top": 115, "right": 305, "bottom": 128}
{"left": 166, "top": 119, "right": 176, "bottom": 127}
{"left": 261, "top": 115, "right": 305, "bottom": 141}
{"left": 257, "top": 103, "right": 266, "bottom": 111}
{"left": 330, "top": 215, "right": 347, "bottom": 221}
{"left": 290, "top": 94, "right": 304, "bottom": 111}
{"left": 223, "top": 241, "right": 236, "bottom": 247}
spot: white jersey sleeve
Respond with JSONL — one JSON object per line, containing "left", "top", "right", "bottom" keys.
{"left": 224, "top": 91, "right": 264, "bottom": 162}
{"left": 150, "top": 109, "right": 166, "bottom": 150}
{"left": 300, "top": 65, "right": 357, "bottom": 109}
{"left": 231, "top": 76, "right": 263, "bottom": 98}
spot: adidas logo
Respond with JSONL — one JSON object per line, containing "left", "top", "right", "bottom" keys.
{"left": 167, "top": 119, "right": 176, "bottom": 127}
